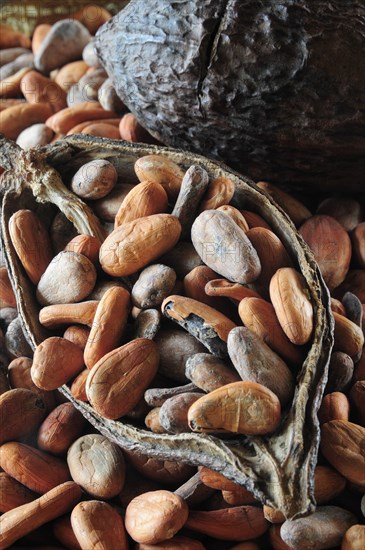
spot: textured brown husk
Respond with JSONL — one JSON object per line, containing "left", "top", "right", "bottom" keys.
{"left": 95, "top": 0, "right": 365, "bottom": 192}
{"left": 0, "top": 133, "right": 333, "bottom": 519}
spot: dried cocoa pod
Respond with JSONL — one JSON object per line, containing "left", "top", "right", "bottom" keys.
{"left": 0, "top": 135, "right": 333, "bottom": 520}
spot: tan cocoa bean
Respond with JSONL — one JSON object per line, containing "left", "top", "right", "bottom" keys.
{"left": 100, "top": 214, "right": 182, "bottom": 277}
{"left": 185, "top": 505, "right": 268, "bottom": 541}
{"left": 0, "top": 442, "right": 70, "bottom": 494}
{"left": 227, "top": 327, "right": 295, "bottom": 406}
{"left": 341, "top": 524, "right": 365, "bottom": 550}
{"left": 0, "top": 388, "right": 47, "bottom": 444}
{"left": 0, "top": 472, "right": 36, "bottom": 512}
{"left": 132, "top": 264, "right": 176, "bottom": 309}
{"left": 37, "top": 403, "right": 87, "bottom": 455}
{"left": 0, "top": 481, "right": 81, "bottom": 549}
{"left": 115, "top": 180, "right": 168, "bottom": 228}
{"left": 280, "top": 505, "right": 357, "bottom": 550}
{"left": 0, "top": 266, "right": 17, "bottom": 308}
{"left": 7, "top": 356, "right": 56, "bottom": 411}
{"left": 125, "top": 490, "right": 189, "bottom": 545}
{"left": 70, "top": 159, "right": 118, "bottom": 200}
{"left": 246, "top": 227, "right": 292, "bottom": 298}
{"left": 314, "top": 465, "right": 346, "bottom": 504}
{"left": 71, "top": 500, "right": 129, "bottom": 550}
{"left": 63, "top": 325, "right": 90, "bottom": 349}
{"left": 134, "top": 154, "right": 185, "bottom": 200}
{"left": 333, "top": 311, "right": 364, "bottom": 358}
{"left": 185, "top": 353, "right": 240, "bottom": 392}
{"left": 39, "top": 301, "right": 99, "bottom": 329}
{"left": 238, "top": 296, "right": 305, "bottom": 366}
{"left": 31, "top": 337, "right": 85, "bottom": 391}
{"left": 191, "top": 210, "right": 261, "bottom": 284}
{"left": 269, "top": 267, "right": 313, "bottom": 345}
{"left": 124, "top": 451, "right": 195, "bottom": 485}
{"left": 318, "top": 392, "right": 350, "bottom": 424}
{"left": 198, "top": 176, "right": 235, "bottom": 212}
{"left": 52, "top": 514, "right": 81, "bottom": 550}
{"left": 36, "top": 251, "right": 97, "bottom": 306}
{"left": 320, "top": 420, "right": 365, "bottom": 488}
{"left": 188, "top": 381, "right": 281, "bottom": 435}
{"left": 67, "top": 434, "right": 125, "bottom": 499}
{"left": 84, "top": 285, "right": 130, "bottom": 369}
{"left": 86, "top": 338, "right": 159, "bottom": 419}
{"left": 70, "top": 369, "right": 88, "bottom": 402}
{"left": 64, "top": 234, "right": 101, "bottom": 266}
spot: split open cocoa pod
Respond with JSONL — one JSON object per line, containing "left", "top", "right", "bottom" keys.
{"left": 0, "top": 133, "right": 333, "bottom": 519}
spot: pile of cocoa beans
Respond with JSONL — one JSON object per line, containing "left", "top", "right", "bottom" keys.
{"left": 0, "top": 8, "right": 364, "bottom": 550}
{"left": 0, "top": 6, "right": 156, "bottom": 154}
